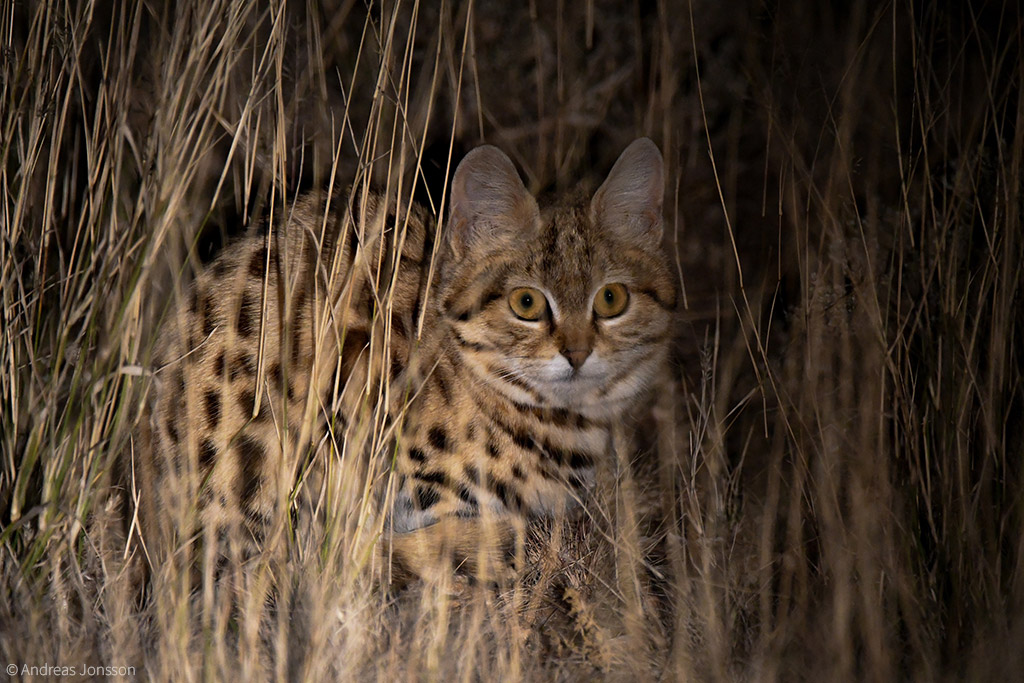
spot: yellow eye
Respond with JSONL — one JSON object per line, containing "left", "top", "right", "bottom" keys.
{"left": 593, "top": 283, "right": 629, "bottom": 317}
{"left": 508, "top": 287, "right": 547, "bottom": 320}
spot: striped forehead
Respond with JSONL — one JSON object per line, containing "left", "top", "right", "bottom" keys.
{"left": 537, "top": 202, "right": 598, "bottom": 311}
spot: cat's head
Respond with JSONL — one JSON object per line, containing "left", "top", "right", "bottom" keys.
{"left": 442, "top": 138, "right": 677, "bottom": 418}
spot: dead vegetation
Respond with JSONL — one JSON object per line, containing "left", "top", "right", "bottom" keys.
{"left": 2, "top": 0, "right": 1022, "bottom": 679}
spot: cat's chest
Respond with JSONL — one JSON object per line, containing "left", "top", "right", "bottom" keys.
{"left": 395, "top": 368, "right": 608, "bottom": 527}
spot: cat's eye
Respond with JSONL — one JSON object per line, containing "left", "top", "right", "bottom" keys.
{"left": 593, "top": 283, "right": 629, "bottom": 317}
{"left": 508, "top": 287, "right": 547, "bottom": 321}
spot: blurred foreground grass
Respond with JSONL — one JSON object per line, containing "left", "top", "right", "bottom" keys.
{"left": 1, "top": 1, "right": 1021, "bottom": 679}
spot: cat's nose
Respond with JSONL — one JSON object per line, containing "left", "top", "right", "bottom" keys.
{"left": 561, "top": 348, "right": 591, "bottom": 371}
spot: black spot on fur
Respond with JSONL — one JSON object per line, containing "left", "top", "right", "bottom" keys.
{"left": 465, "top": 422, "right": 476, "bottom": 441}
{"left": 511, "top": 464, "right": 526, "bottom": 481}
{"left": 540, "top": 445, "right": 567, "bottom": 466}
{"left": 547, "top": 407, "right": 569, "bottom": 425}
{"left": 166, "top": 418, "right": 180, "bottom": 444}
{"left": 230, "top": 353, "right": 256, "bottom": 380}
{"left": 236, "top": 390, "right": 269, "bottom": 422}
{"left": 409, "top": 286, "right": 424, "bottom": 332}
{"left": 269, "top": 362, "right": 294, "bottom": 401}
{"left": 463, "top": 464, "right": 481, "bottom": 484}
{"left": 201, "top": 293, "right": 217, "bottom": 336}
{"left": 488, "top": 476, "right": 523, "bottom": 512}
{"left": 435, "top": 372, "right": 452, "bottom": 404}
{"left": 237, "top": 390, "right": 254, "bottom": 416}
{"left": 235, "top": 435, "right": 265, "bottom": 507}
{"left": 249, "top": 247, "right": 267, "bottom": 278}
{"left": 173, "top": 369, "right": 185, "bottom": 393}
{"left": 392, "top": 314, "right": 407, "bottom": 338}
{"left": 455, "top": 484, "right": 478, "bottom": 508}
{"left": 414, "top": 485, "right": 440, "bottom": 510}
{"left": 515, "top": 404, "right": 589, "bottom": 429}
{"left": 204, "top": 389, "right": 221, "bottom": 428}
{"left": 428, "top": 426, "right": 450, "bottom": 452}
{"left": 213, "top": 352, "right": 225, "bottom": 377}
{"left": 408, "top": 447, "right": 427, "bottom": 464}
{"left": 569, "top": 451, "right": 593, "bottom": 469}
{"left": 199, "top": 438, "right": 217, "bottom": 469}
{"left": 339, "top": 329, "right": 369, "bottom": 380}
{"left": 415, "top": 470, "right": 448, "bottom": 487}
{"left": 486, "top": 439, "right": 500, "bottom": 459}
{"left": 237, "top": 290, "right": 258, "bottom": 338}
{"left": 389, "top": 356, "right": 404, "bottom": 383}
{"left": 512, "top": 430, "right": 536, "bottom": 453}
{"left": 212, "top": 257, "right": 231, "bottom": 277}
{"left": 489, "top": 413, "right": 539, "bottom": 453}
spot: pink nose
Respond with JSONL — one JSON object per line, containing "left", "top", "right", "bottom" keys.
{"left": 562, "top": 348, "right": 591, "bottom": 371}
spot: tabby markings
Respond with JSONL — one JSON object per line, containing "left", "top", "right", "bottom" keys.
{"left": 235, "top": 435, "right": 265, "bottom": 508}
{"left": 237, "top": 291, "right": 257, "bottom": 338}
{"left": 427, "top": 426, "right": 450, "bottom": 452}
{"left": 204, "top": 389, "right": 221, "bottom": 428}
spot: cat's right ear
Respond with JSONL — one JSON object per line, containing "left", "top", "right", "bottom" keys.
{"left": 448, "top": 146, "right": 540, "bottom": 259}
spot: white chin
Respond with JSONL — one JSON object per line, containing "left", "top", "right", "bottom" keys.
{"left": 537, "top": 380, "right": 608, "bottom": 410}
{"left": 542, "top": 369, "right": 657, "bottom": 415}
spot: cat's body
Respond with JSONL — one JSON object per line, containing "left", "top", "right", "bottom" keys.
{"left": 136, "top": 139, "right": 676, "bottom": 579}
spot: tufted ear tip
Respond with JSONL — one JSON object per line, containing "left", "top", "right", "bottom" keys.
{"left": 448, "top": 144, "right": 538, "bottom": 257}
{"left": 591, "top": 138, "right": 665, "bottom": 242}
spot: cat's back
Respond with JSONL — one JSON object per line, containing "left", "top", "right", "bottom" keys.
{"left": 137, "top": 186, "right": 437, "bottom": 559}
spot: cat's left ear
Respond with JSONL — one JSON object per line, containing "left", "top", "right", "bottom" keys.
{"left": 590, "top": 138, "right": 664, "bottom": 244}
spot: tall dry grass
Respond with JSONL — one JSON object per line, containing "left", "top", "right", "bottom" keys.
{"left": 1, "top": 0, "right": 1021, "bottom": 679}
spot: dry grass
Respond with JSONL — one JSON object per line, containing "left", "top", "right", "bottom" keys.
{"left": 2, "top": 0, "right": 1022, "bottom": 679}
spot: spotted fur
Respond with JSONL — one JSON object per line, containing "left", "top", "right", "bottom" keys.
{"left": 137, "top": 139, "right": 676, "bottom": 579}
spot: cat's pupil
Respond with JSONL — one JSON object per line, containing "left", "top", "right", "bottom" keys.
{"left": 521, "top": 293, "right": 533, "bottom": 308}
{"left": 604, "top": 288, "right": 614, "bottom": 303}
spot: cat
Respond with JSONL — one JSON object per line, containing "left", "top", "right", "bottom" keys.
{"left": 134, "top": 137, "right": 676, "bottom": 582}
